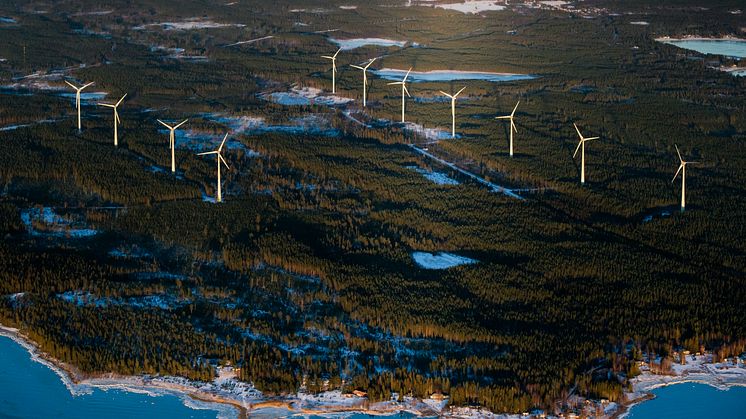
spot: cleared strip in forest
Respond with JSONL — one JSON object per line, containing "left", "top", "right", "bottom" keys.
{"left": 408, "top": 144, "right": 524, "bottom": 200}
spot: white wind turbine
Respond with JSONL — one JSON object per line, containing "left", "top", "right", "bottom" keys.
{"left": 98, "top": 94, "right": 127, "bottom": 146}
{"left": 157, "top": 118, "right": 188, "bottom": 173}
{"left": 439, "top": 86, "right": 466, "bottom": 139}
{"left": 672, "top": 144, "right": 697, "bottom": 211}
{"left": 387, "top": 68, "right": 412, "bottom": 123}
{"left": 350, "top": 58, "right": 376, "bottom": 107}
{"left": 496, "top": 101, "right": 520, "bottom": 156}
{"left": 572, "top": 123, "right": 600, "bottom": 184}
{"left": 321, "top": 48, "right": 342, "bottom": 94}
{"left": 64, "top": 80, "right": 94, "bottom": 131}
{"left": 198, "top": 133, "right": 230, "bottom": 203}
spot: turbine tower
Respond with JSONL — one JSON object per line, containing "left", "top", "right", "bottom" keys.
{"left": 496, "top": 101, "right": 520, "bottom": 156}
{"left": 439, "top": 86, "right": 466, "bottom": 139}
{"left": 350, "top": 58, "right": 376, "bottom": 107}
{"left": 321, "top": 48, "right": 342, "bottom": 94}
{"left": 572, "top": 123, "right": 599, "bottom": 184}
{"left": 198, "top": 133, "right": 230, "bottom": 203}
{"left": 98, "top": 94, "right": 127, "bottom": 146}
{"left": 64, "top": 80, "right": 94, "bottom": 131}
{"left": 672, "top": 144, "right": 697, "bottom": 211}
{"left": 387, "top": 68, "right": 412, "bottom": 123}
{"left": 157, "top": 118, "right": 188, "bottom": 173}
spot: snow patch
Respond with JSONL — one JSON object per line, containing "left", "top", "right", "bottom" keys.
{"left": 134, "top": 19, "right": 245, "bottom": 31}
{"left": 406, "top": 165, "right": 459, "bottom": 185}
{"left": 412, "top": 251, "right": 477, "bottom": 269}
{"left": 433, "top": 1, "right": 506, "bottom": 14}
{"left": 372, "top": 68, "right": 536, "bottom": 83}
{"left": 329, "top": 37, "right": 407, "bottom": 50}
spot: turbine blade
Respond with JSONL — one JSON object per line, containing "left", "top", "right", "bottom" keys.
{"left": 403, "top": 85, "right": 411, "bottom": 97}
{"left": 511, "top": 100, "right": 520, "bottom": 116}
{"left": 496, "top": 115, "right": 511, "bottom": 119}
{"left": 364, "top": 57, "right": 376, "bottom": 69}
{"left": 321, "top": 56, "right": 334, "bottom": 59}
{"left": 219, "top": 154, "right": 230, "bottom": 170}
{"left": 672, "top": 164, "right": 683, "bottom": 182}
{"left": 439, "top": 91, "right": 452, "bottom": 98}
{"left": 333, "top": 48, "right": 341, "bottom": 58}
{"left": 585, "top": 136, "right": 599, "bottom": 141}
{"left": 511, "top": 121, "right": 518, "bottom": 133}
{"left": 173, "top": 119, "right": 189, "bottom": 129}
{"left": 573, "top": 123, "right": 583, "bottom": 140}
{"left": 455, "top": 86, "right": 466, "bottom": 97}
{"left": 64, "top": 80, "right": 78, "bottom": 89}
{"left": 350, "top": 65, "right": 365, "bottom": 70}
{"left": 218, "top": 133, "right": 229, "bottom": 152}
{"left": 99, "top": 103, "right": 116, "bottom": 108}
{"left": 116, "top": 93, "right": 127, "bottom": 106}
{"left": 403, "top": 67, "right": 412, "bottom": 82}
{"left": 115, "top": 110, "right": 121, "bottom": 125}
{"left": 81, "top": 82, "right": 95, "bottom": 90}
{"left": 675, "top": 144, "right": 683, "bottom": 162}
{"left": 197, "top": 151, "right": 219, "bottom": 156}
{"left": 573, "top": 140, "right": 582, "bottom": 158}
{"left": 157, "top": 119, "right": 173, "bottom": 129}
{"left": 387, "top": 81, "right": 403, "bottom": 85}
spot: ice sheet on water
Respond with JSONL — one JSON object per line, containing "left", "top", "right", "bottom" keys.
{"left": 411, "top": 251, "right": 477, "bottom": 269}
{"left": 329, "top": 37, "right": 407, "bottom": 50}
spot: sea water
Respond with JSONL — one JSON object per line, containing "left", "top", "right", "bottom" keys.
{"left": 0, "top": 335, "right": 232, "bottom": 418}
{"left": 627, "top": 383, "right": 746, "bottom": 418}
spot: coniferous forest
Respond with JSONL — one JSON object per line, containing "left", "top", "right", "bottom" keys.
{"left": 0, "top": 0, "right": 745, "bottom": 416}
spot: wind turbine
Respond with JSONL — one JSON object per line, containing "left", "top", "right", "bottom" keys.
{"left": 672, "top": 144, "right": 697, "bottom": 211}
{"left": 157, "top": 118, "right": 188, "bottom": 173}
{"left": 321, "top": 48, "right": 342, "bottom": 94}
{"left": 350, "top": 58, "right": 376, "bottom": 107}
{"left": 496, "top": 101, "right": 520, "bottom": 156}
{"left": 439, "top": 86, "right": 466, "bottom": 139}
{"left": 64, "top": 80, "right": 94, "bottom": 131}
{"left": 387, "top": 68, "right": 412, "bottom": 123}
{"left": 198, "top": 133, "right": 230, "bottom": 203}
{"left": 572, "top": 123, "right": 599, "bottom": 184}
{"left": 98, "top": 94, "right": 127, "bottom": 146}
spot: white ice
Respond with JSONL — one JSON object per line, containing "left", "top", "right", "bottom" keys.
{"left": 372, "top": 68, "right": 535, "bottom": 83}
{"left": 411, "top": 251, "right": 477, "bottom": 269}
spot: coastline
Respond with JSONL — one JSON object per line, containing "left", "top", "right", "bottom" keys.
{"left": 3, "top": 323, "right": 744, "bottom": 418}
{"left": 614, "top": 354, "right": 746, "bottom": 418}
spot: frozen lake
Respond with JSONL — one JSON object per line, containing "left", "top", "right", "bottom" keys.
{"left": 627, "top": 383, "right": 746, "bottom": 418}
{"left": 412, "top": 251, "right": 477, "bottom": 269}
{"left": 657, "top": 38, "right": 746, "bottom": 58}
{"left": 329, "top": 37, "right": 408, "bottom": 50}
{"left": 372, "top": 68, "right": 536, "bottom": 83}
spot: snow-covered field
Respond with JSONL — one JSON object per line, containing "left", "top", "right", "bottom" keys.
{"left": 262, "top": 85, "right": 353, "bottom": 106}
{"left": 329, "top": 37, "right": 407, "bottom": 50}
{"left": 432, "top": 1, "right": 506, "bottom": 14}
{"left": 403, "top": 122, "right": 453, "bottom": 142}
{"left": 20, "top": 207, "right": 98, "bottom": 238}
{"left": 134, "top": 19, "right": 245, "bottom": 31}
{"left": 372, "top": 68, "right": 536, "bottom": 83}
{"left": 149, "top": 45, "right": 208, "bottom": 61}
{"left": 58, "top": 291, "right": 188, "bottom": 310}
{"left": 412, "top": 251, "right": 477, "bottom": 269}
{"left": 406, "top": 165, "right": 460, "bottom": 185}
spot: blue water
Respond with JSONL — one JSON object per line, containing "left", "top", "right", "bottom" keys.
{"left": 659, "top": 39, "right": 746, "bottom": 58}
{"left": 0, "top": 335, "right": 232, "bottom": 419}
{"left": 627, "top": 383, "right": 746, "bottom": 418}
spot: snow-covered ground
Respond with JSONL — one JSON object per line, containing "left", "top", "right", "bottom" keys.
{"left": 20, "top": 207, "right": 98, "bottom": 238}
{"left": 431, "top": 1, "right": 506, "bottom": 14}
{"left": 372, "top": 68, "right": 536, "bottom": 83}
{"left": 406, "top": 165, "right": 459, "bottom": 185}
{"left": 149, "top": 45, "right": 208, "bottom": 61}
{"left": 205, "top": 112, "right": 341, "bottom": 138}
{"left": 403, "top": 122, "right": 453, "bottom": 142}
{"left": 58, "top": 291, "right": 189, "bottom": 310}
{"left": 134, "top": 19, "right": 245, "bottom": 31}
{"left": 329, "top": 37, "right": 408, "bottom": 50}
{"left": 262, "top": 85, "right": 353, "bottom": 106}
{"left": 411, "top": 251, "right": 477, "bottom": 269}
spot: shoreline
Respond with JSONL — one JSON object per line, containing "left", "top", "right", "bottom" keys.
{"left": 614, "top": 354, "right": 746, "bottom": 418}
{"left": 655, "top": 35, "right": 746, "bottom": 43}
{"left": 3, "top": 323, "right": 744, "bottom": 418}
